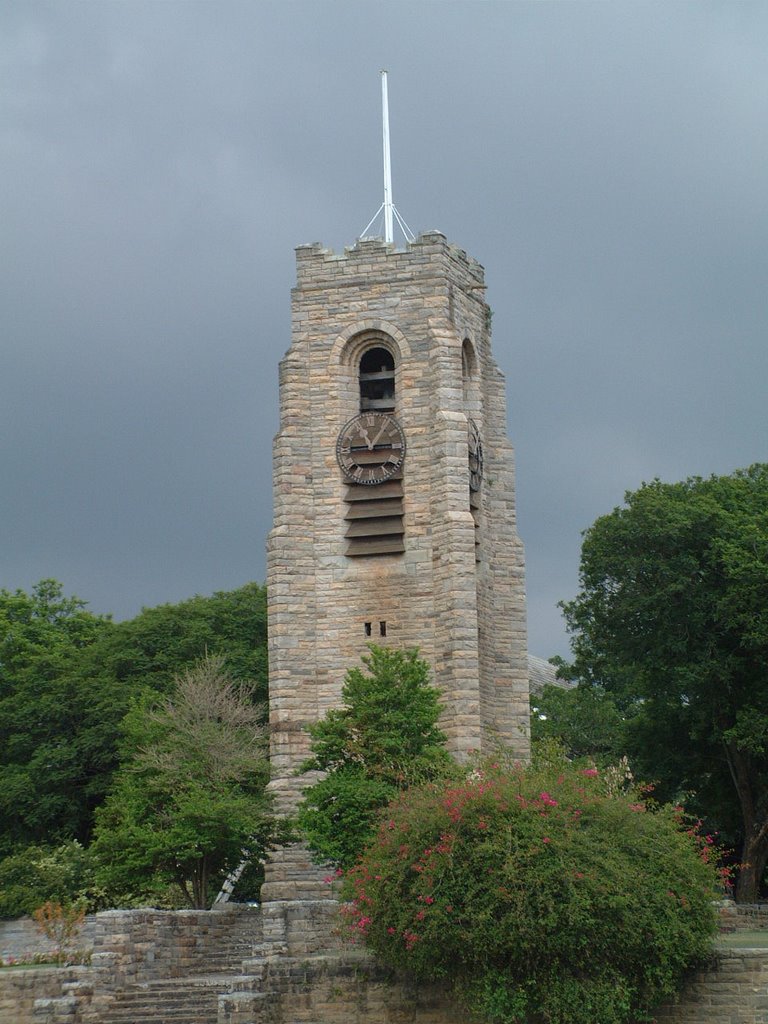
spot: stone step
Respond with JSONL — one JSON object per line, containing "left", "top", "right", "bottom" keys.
{"left": 107, "top": 1005, "right": 216, "bottom": 1023}
{"left": 105, "top": 979, "right": 224, "bottom": 1024}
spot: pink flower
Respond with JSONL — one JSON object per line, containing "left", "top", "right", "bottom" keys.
{"left": 582, "top": 768, "right": 599, "bottom": 778}
{"left": 543, "top": 836, "right": 551, "bottom": 844}
{"left": 387, "top": 927, "right": 396, "bottom": 935}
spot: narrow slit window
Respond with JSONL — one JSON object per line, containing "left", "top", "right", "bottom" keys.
{"left": 364, "top": 622, "right": 372, "bottom": 637}
{"left": 379, "top": 621, "right": 387, "bottom": 637}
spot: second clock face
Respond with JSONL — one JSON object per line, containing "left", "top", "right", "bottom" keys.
{"left": 468, "top": 418, "right": 484, "bottom": 492}
{"left": 336, "top": 412, "right": 406, "bottom": 485}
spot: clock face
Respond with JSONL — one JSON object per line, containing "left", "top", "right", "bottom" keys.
{"left": 468, "top": 418, "right": 484, "bottom": 492}
{"left": 336, "top": 412, "right": 406, "bottom": 485}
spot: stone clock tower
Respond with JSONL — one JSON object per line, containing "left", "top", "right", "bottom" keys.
{"left": 260, "top": 231, "right": 529, "bottom": 942}
{"left": 266, "top": 228, "right": 529, "bottom": 805}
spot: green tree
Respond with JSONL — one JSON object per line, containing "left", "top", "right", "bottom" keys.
{"left": 0, "top": 581, "right": 111, "bottom": 855}
{"left": 531, "top": 681, "right": 625, "bottom": 764}
{"left": 0, "top": 581, "right": 268, "bottom": 857}
{"left": 560, "top": 465, "right": 768, "bottom": 902}
{"left": 84, "top": 582, "right": 268, "bottom": 703}
{"left": 0, "top": 841, "right": 96, "bottom": 920}
{"left": 341, "top": 751, "right": 720, "bottom": 1024}
{"left": 298, "top": 645, "right": 453, "bottom": 869}
{"left": 91, "top": 656, "right": 272, "bottom": 909}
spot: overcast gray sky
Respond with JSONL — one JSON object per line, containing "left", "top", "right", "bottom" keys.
{"left": 2, "top": 1, "right": 766, "bottom": 659}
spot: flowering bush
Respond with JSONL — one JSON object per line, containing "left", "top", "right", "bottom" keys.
{"left": 340, "top": 748, "right": 720, "bottom": 1024}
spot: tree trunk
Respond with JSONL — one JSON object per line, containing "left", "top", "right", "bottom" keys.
{"left": 724, "top": 741, "right": 768, "bottom": 903}
{"left": 735, "top": 831, "right": 768, "bottom": 903}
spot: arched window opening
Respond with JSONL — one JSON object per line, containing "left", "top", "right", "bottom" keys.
{"left": 359, "top": 346, "right": 395, "bottom": 412}
{"left": 462, "top": 338, "right": 478, "bottom": 407}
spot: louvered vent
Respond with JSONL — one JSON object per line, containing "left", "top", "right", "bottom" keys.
{"left": 344, "top": 469, "right": 404, "bottom": 556}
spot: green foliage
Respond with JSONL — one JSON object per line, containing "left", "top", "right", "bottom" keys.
{"left": 0, "top": 581, "right": 111, "bottom": 856}
{"left": 91, "top": 656, "right": 273, "bottom": 909}
{"left": 85, "top": 581, "right": 268, "bottom": 703}
{"left": 298, "top": 646, "right": 453, "bottom": 869}
{"left": 531, "top": 682, "right": 625, "bottom": 763}
{"left": 0, "top": 580, "right": 268, "bottom": 858}
{"left": 342, "top": 749, "right": 720, "bottom": 1024}
{"left": 0, "top": 841, "right": 97, "bottom": 919}
{"left": 560, "top": 465, "right": 768, "bottom": 901}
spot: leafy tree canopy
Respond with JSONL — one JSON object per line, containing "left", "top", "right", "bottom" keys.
{"left": 560, "top": 464, "right": 768, "bottom": 901}
{"left": 0, "top": 580, "right": 268, "bottom": 858}
{"left": 85, "top": 581, "right": 267, "bottom": 702}
{"left": 298, "top": 645, "right": 453, "bottom": 869}
{"left": 0, "top": 581, "right": 111, "bottom": 855}
{"left": 91, "top": 656, "right": 273, "bottom": 909}
{"left": 531, "top": 681, "right": 625, "bottom": 764}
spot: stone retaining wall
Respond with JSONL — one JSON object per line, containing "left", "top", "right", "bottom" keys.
{"left": 0, "top": 966, "right": 87, "bottom": 1024}
{"left": 719, "top": 901, "right": 768, "bottom": 931}
{"left": 220, "top": 947, "right": 768, "bottom": 1024}
{"left": 90, "top": 905, "right": 257, "bottom": 982}
{"left": 655, "top": 948, "right": 768, "bottom": 1023}
{"left": 2, "top": 907, "right": 768, "bottom": 1024}
{"left": 0, "top": 915, "right": 95, "bottom": 963}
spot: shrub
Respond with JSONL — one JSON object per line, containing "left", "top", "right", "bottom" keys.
{"left": 298, "top": 646, "right": 453, "bottom": 869}
{"left": 0, "top": 841, "right": 97, "bottom": 919}
{"left": 32, "top": 900, "right": 87, "bottom": 965}
{"left": 341, "top": 748, "right": 720, "bottom": 1024}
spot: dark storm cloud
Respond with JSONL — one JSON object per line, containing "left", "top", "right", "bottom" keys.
{"left": 1, "top": 1, "right": 766, "bottom": 657}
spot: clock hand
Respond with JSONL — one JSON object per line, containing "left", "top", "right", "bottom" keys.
{"left": 358, "top": 427, "right": 374, "bottom": 449}
{"left": 369, "top": 421, "right": 390, "bottom": 449}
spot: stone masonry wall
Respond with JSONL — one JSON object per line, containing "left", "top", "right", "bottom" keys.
{"left": 654, "top": 948, "right": 768, "bottom": 1023}
{"left": 267, "top": 232, "right": 529, "bottom": 824}
{"left": 2, "top": 907, "right": 768, "bottom": 1024}
{"left": 720, "top": 902, "right": 768, "bottom": 931}
{"left": 220, "top": 946, "right": 768, "bottom": 1024}
{"left": 0, "top": 965, "right": 87, "bottom": 1024}
{"left": 0, "top": 915, "right": 95, "bottom": 963}
{"left": 88, "top": 905, "right": 259, "bottom": 983}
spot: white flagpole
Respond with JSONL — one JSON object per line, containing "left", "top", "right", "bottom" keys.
{"left": 381, "top": 70, "right": 394, "bottom": 245}
{"left": 360, "top": 72, "right": 414, "bottom": 244}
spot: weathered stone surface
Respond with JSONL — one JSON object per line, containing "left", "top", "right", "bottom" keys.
{"left": 1, "top": 908, "right": 767, "bottom": 1023}
{"left": 267, "top": 233, "right": 530, "bottom": 822}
